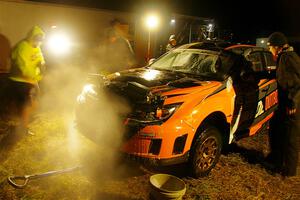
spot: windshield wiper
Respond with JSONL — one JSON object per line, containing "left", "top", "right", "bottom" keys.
{"left": 150, "top": 67, "right": 174, "bottom": 72}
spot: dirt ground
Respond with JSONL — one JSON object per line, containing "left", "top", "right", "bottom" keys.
{"left": 0, "top": 112, "right": 299, "bottom": 200}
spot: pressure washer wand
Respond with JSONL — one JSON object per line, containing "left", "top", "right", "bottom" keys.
{"left": 8, "top": 165, "right": 82, "bottom": 189}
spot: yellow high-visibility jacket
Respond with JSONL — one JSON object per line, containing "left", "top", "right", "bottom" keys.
{"left": 10, "top": 26, "right": 45, "bottom": 84}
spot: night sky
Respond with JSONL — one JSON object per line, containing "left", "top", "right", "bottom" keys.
{"left": 30, "top": 0, "right": 300, "bottom": 42}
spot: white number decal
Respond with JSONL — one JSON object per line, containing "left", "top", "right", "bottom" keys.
{"left": 255, "top": 100, "right": 264, "bottom": 118}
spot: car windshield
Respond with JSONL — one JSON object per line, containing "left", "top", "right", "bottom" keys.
{"left": 150, "top": 49, "right": 226, "bottom": 79}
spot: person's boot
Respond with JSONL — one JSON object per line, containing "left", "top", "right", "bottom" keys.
{"left": 264, "top": 153, "right": 283, "bottom": 174}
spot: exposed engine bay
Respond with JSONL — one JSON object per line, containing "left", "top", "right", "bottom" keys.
{"left": 104, "top": 80, "right": 166, "bottom": 123}
{"left": 86, "top": 73, "right": 167, "bottom": 124}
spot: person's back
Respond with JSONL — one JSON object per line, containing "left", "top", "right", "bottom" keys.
{"left": 105, "top": 30, "right": 135, "bottom": 73}
{"left": 10, "top": 26, "right": 45, "bottom": 84}
{"left": 277, "top": 46, "right": 300, "bottom": 112}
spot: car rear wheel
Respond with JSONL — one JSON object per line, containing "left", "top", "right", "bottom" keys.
{"left": 189, "top": 126, "right": 222, "bottom": 178}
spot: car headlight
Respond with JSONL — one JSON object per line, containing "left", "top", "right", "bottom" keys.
{"left": 82, "top": 84, "right": 97, "bottom": 95}
{"left": 77, "top": 84, "right": 98, "bottom": 104}
{"left": 155, "top": 103, "right": 182, "bottom": 120}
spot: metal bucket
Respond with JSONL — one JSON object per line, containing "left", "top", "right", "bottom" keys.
{"left": 149, "top": 174, "right": 186, "bottom": 200}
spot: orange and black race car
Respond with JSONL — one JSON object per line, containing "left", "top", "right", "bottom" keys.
{"left": 76, "top": 42, "right": 278, "bottom": 177}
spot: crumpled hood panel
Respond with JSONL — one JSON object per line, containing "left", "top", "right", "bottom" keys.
{"left": 107, "top": 68, "right": 221, "bottom": 94}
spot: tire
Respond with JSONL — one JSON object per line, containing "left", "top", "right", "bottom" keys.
{"left": 189, "top": 126, "right": 223, "bottom": 178}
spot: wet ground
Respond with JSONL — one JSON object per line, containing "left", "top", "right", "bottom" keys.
{"left": 0, "top": 112, "right": 299, "bottom": 200}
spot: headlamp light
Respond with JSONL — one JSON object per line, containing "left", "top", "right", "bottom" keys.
{"left": 82, "top": 84, "right": 97, "bottom": 96}
{"left": 155, "top": 103, "right": 182, "bottom": 120}
{"left": 77, "top": 84, "right": 98, "bottom": 104}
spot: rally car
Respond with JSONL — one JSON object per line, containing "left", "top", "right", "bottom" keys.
{"left": 76, "top": 42, "right": 278, "bottom": 177}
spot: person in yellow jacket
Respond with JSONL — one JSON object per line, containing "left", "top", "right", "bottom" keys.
{"left": 8, "top": 26, "right": 45, "bottom": 135}
{"left": 10, "top": 26, "right": 45, "bottom": 83}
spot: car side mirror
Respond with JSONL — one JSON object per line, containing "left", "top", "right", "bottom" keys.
{"left": 148, "top": 58, "right": 156, "bottom": 65}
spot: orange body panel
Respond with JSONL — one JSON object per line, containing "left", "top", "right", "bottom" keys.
{"left": 121, "top": 78, "right": 277, "bottom": 160}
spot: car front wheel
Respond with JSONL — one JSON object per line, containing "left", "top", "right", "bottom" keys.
{"left": 189, "top": 126, "right": 222, "bottom": 178}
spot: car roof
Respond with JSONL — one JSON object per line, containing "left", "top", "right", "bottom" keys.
{"left": 177, "top": 42, "right": 267, "bottom": 57}
{"left": 225, "top": 44, "right": 267, "bottom": 55}
{"left": 178, "top": 41, "right": 232, "bottom": 51}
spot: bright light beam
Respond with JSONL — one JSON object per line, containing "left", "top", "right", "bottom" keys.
{"left": 47, "top": 33, "right": 71, "bottom": 55}
{"left": 146, "top": 14, "right": 159, "bottom": 30}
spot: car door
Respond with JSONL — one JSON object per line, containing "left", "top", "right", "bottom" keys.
{"left": 249, "top": 51, "right": 278, "bottom": 135}
{"left": 231, "top": 51, "right": 260, "bottom": 140}
{"left": 232, "top": 50, "right": 278, "bottom": 140}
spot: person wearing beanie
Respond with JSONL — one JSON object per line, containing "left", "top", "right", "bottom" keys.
{"left": 267, "top": 32, "right": 300, "bottom": 176}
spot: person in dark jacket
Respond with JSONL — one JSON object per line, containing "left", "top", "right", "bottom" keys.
{"left": 103, "top": 28, "right": 135, "bottom": 74}
{"left": 267, "top": 32, "right": 300, "bottom": 176}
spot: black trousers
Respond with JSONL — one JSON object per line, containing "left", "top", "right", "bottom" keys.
{"left": 269, "top": 109, "right": 300, "bottom": 176}
{"left": 3, "top": 80, "right": 39, "bottom": 117}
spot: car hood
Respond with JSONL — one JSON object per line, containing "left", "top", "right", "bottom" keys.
{"left": 92, "top": 68, "right": 224, "bottom": 124}
{"left": 103, "top": 67, "right": 222, "bottom": 104}
{"left": 107, "top": 68, "right": 218, "bottom": 88}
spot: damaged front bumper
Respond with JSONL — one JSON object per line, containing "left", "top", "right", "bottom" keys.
{"left": 76, "top": 78, "right": 192, "bottom": 166}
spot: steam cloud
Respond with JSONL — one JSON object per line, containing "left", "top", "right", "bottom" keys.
{"left": 38, "top": 42, "right": 133, "bottom": 184}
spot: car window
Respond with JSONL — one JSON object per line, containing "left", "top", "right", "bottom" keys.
{"left": 151, "top": 51, "right": 179, "bottom": 69}
{"left": 172, "top": 52, "right": 198, "bottom": 68}
{"left": 247, "top": 52, "right": 264, "bottom": 72}
{"left": 150, "top": 50, "right": 219, "bottom": 76}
